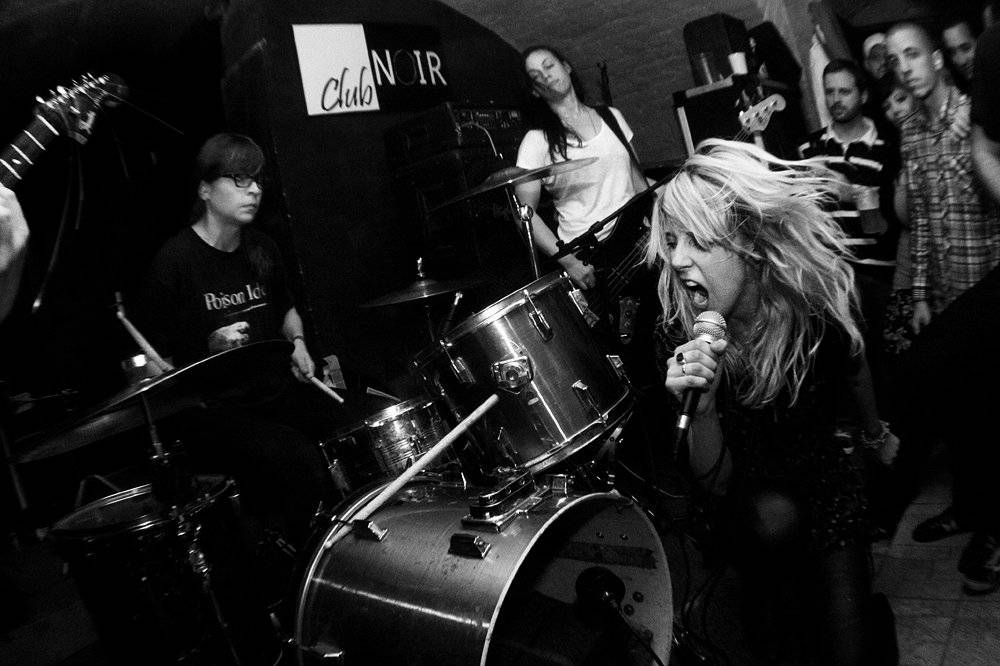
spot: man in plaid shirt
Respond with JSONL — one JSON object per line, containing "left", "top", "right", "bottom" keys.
{"left": 885, "top": 20, "right": 1000, "bottom": 595}
{"left": 886, "top": 22, "right": 1000, "bottom": 335}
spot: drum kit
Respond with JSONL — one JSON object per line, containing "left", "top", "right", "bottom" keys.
{"left": 12, "top": 157, "right": 674, "bottom": 665}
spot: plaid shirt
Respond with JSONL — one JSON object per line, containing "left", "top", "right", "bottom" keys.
{"left": 900, "top": 85, "right": 1000, "bottom": 310}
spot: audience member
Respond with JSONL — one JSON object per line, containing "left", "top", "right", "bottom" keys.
{"left": 862, "top": 33, "right": 889, "bottom": 81}
{"left": 798, "top": 59, "right": 900, "bottom": 457}
{"left": 941, "top": 15, "right": 978, "bottom": 91}
{"left": 885, "top": 21, "right": 1000, "bottom": 595}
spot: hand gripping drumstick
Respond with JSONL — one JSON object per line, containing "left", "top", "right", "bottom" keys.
{"left": 114, "top": 292, "right": 174, "bottom": 374}
{"left": 309, "top": 375, "right": 345, "bottom": 404}
{"left": 352, "top": 393, "right": 499, "bottom": 523}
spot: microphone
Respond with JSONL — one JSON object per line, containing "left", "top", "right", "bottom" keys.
{"left": 674, "top": 311, "right": 727, "bottom": 460}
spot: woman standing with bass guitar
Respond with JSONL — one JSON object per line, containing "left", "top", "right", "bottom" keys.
{"left": 514, "top": 44, "right": 651, "bottom": 291}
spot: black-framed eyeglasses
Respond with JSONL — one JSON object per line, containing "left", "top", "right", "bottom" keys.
{"left": 221, "top": 173, "right": 263, "bottom": 188}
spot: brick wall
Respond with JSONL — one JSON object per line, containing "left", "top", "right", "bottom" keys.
{"left": 438, "top": 0, "right": 769, "bottom": 163}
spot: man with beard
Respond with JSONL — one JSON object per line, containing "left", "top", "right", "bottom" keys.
{"left": 798, "top": 59, "right": 899, "bottom": 444}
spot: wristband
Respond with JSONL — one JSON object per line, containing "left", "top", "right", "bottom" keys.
{"left": 291, "top": 335, "right": 305, "bottom": 344}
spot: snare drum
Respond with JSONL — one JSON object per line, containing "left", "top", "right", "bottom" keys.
{"left": 413, "top": 271, "right": 633, "bottom": 476}
{"left": 321, "top": 397, "right": 453, "bottom": 494}
{"left": 295, "top": 476, "right": 672, "bottom": 665}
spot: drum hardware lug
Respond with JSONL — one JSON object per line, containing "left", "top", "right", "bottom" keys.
{"left": 491, "top": 356, "right": 533, "bottom": 391}
{"left": 573, "top": 380, "right": 607, "bottom": 425}
{"left": 568, "top": 287, "right": 600, "bottom": 327}
{"left": 451, "top": 355, "right": 474, "bottom": 385}
{"left": 352, "top": 519, "right": 388, "bottom": 541}
{"left": 606, "top": 354, "right": 630, "bottom": 384}
{"left": 524, "top": 290, "right": 553, "bottom": 340}
{"left": 438, "top": 340, "right": 475, "bottom": 385}
{"left": 448, "top": 532, "right": 492, "bottom": 559}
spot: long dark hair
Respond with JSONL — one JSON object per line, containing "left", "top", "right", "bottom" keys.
{"left": 521, "top": 45, "right": 588, "bottom": 161}
{"left": 189, "top": 132, "right": 272, "bottom": 281}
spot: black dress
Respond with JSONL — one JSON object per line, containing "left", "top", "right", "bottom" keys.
{"left": 655, "top": 318, "right": 869, "bottom": 553}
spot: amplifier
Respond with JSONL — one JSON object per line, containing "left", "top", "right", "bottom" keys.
{"left": 384, "top": 102, "right": 524, "bottom": 166}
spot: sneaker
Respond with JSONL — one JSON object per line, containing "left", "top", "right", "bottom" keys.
{"left": 958, "top": 531, "right": 1000, "bottom": 595}
{"left": 912, "top": 506, "right": 969, "bottom": 542}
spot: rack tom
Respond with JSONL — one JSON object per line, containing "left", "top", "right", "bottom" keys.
{"left": 413, "top": 271, "right": 633, "bottom": 476}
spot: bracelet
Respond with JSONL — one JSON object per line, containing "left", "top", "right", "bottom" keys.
{"left": 858, "top": 420, "right": 891, "bottom": 450}
{"left": 290, "top": 335, "right": 305, "bottom": 344}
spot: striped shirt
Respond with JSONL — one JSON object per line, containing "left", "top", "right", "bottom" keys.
{"left": 799, "top": 117, "right": 898, "bottom": 262}
{"left": 899, "top": 86, "right": 1000, "bottom": 311}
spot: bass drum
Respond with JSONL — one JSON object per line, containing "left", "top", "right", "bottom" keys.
{"left": 295, "top": 479, "right": 671, "bottom": 665}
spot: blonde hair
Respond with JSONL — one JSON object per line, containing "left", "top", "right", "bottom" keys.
{"left": 647, "top": 139, "right": 862, "bottom": 407}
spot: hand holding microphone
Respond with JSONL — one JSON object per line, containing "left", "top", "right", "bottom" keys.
{"left": 666, "top": 311, "right": 728, "bottom": 459}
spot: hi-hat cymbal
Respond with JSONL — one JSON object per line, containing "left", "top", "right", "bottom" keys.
{"left": 429, "top": 157, "right": 599, "bottom": 212}
{"left": 13, "top": 341, "right": 291, "bottom": 463}
{"left": 361, "top": 275, "right": 482, "bottom": 308}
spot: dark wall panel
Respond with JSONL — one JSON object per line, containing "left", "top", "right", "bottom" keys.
{"left": 220, "top": 0, "right": 525, "bottom": 390}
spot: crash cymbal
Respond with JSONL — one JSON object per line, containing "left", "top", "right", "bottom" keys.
{"left": 13, "top": 340, "right": 291, "bottom": 463}
{"left": 361, "top": 275, "right": 482, "bottom": 307}
{"left": 429, "top": 157, "right": 599, "bottom": 212}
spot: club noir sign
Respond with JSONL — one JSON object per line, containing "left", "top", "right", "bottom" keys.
{"left": 292, "top": 23, "right": 450, "bottom": 116}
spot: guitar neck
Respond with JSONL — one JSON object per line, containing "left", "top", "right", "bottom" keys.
{"left": 1, "top": 113, "right": 62, "bottom": 189}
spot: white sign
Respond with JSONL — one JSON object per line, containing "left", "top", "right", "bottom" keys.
{"left": 292, "top": 23, "right": 450, "bottom": 117}
{"left": 293, "top": 24, "right": 379, "bottom": 115}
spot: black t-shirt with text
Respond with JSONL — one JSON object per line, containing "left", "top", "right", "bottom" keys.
{"left": 143, "top": 226, "right": 293, "bottom": 366}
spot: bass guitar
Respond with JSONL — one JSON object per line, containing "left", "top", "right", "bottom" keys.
{"left": 554, "top": 173, "right": 671, "bottom": 342}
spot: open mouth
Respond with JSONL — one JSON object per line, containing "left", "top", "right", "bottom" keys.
{"left": 682, "top": 280, "right": 710, "bottom": 309}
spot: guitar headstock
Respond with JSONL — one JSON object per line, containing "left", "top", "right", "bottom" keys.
{"left": 35, "top": 73, "right": 125, "bottom": 145}
{"left": 738, "top": 93, "right": 787, "bottom": 135}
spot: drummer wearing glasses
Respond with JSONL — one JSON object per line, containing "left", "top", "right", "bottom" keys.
{"left": 140, "top": 133, "right": 336, "bottom": 551}
{"left": 515, "top": 45, "right": 649, "bottom": 289}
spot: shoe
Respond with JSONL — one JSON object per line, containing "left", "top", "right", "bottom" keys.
{"left": 958, "top": 531, "right": 1000, "bottom": 595}
{"left": 912, "top": 507, "right": 969, "bottom": 542}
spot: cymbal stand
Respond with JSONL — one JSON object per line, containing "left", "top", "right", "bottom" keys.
{"left": 175, "top": 510, "right": 244, "bottom": 665}
{"left": 137, "top": 394, "right": 244, "bottom": 663}
{"left": 460, "top": 120, "right": 541, "bottom": 280}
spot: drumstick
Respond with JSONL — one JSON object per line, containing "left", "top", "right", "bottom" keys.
{"left": 310, "top": 375, "right": 345, "bottom": 404}
{"left": 114, "top": 293, "right": 174, "bottom": 374}
{"left": 352, "top": 393, "right": 499, "bottom": 523}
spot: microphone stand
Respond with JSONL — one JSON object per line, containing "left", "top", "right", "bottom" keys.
{"left": 552, "top": 171, "right": 674, "bottom": 261}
